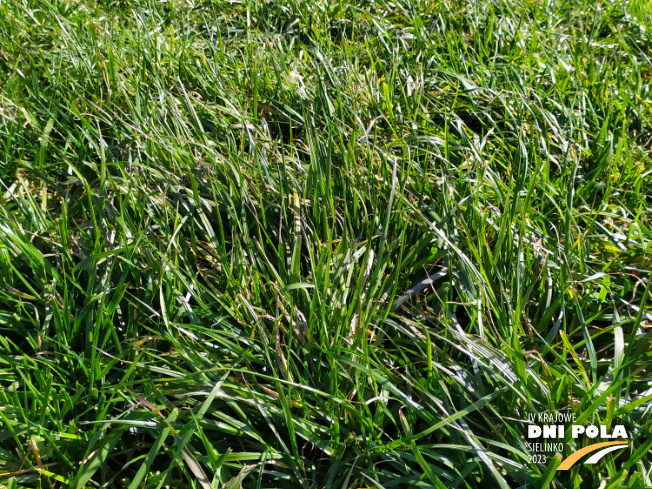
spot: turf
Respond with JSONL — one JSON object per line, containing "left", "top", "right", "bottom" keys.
{"left": 0, "top": 0, "right": 651, "bottom": 487}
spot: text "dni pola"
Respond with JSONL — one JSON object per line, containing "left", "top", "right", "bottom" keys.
{"left": 528, "top": 424, "right": 628, "bottom": 439}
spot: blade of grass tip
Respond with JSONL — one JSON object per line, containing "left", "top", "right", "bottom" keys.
{"left": 559, "top": 332, "right": 590, "bottom": 388}
{"left": 180, "top": 446, "right": 212, "bottom": 489}
{"left": 196, "top": 370, "right": 232, "bottom": 420}
{"left": 223, "top": 465, "right": 257, "bottom": 489}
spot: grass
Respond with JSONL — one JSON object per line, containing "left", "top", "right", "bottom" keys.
{"left": 0, "top": 0, "right": 651, "bottom": 487}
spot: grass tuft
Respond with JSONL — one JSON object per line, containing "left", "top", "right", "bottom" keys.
{"left": 0, "top": 0, "right": 651, "bottom": 487}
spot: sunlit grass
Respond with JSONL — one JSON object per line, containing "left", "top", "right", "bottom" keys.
{"left": 0, "top": 0, "right": 651, "bottom": 487}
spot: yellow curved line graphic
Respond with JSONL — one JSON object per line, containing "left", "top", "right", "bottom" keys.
{"left": 557, "top": 441, "right": 628, "bottom": 471}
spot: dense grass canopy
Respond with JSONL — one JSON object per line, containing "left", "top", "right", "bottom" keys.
{"left": 0, "top": 0, "right": 651, "bottom": 487}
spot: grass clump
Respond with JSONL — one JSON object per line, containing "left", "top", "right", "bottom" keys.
{"left": 0, "top": 0, "right": 651, "bottom": 487}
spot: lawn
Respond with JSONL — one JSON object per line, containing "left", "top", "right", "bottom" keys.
{"left": 0, "top": 0, "right": 651, "bottom": 487}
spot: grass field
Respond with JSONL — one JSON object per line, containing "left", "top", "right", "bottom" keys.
{"left": 1, "top": 0, "right": 651, "bottom": 487}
